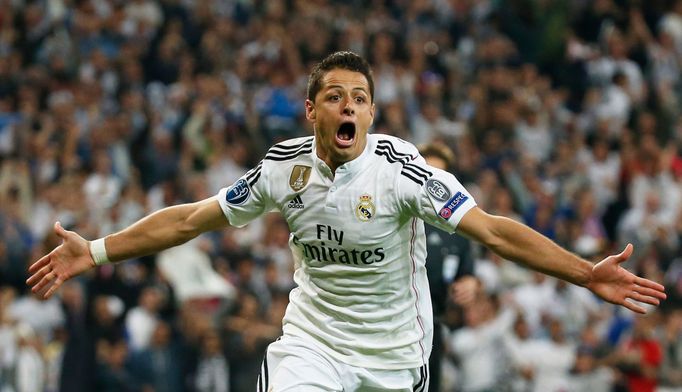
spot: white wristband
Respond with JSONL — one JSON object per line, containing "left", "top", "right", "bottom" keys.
{"left": 89, "top": 238, "right": 111, "bottom": 266}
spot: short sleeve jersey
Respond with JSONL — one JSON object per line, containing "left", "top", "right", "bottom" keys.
{"left": 217, "top": 134, "right": 476, "bottom": 370}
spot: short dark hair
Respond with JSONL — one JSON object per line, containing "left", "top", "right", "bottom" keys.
{"left": 306, "top": 51, "right": 374, "bottom": 102}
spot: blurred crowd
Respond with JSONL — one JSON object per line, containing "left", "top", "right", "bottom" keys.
{"left": 0, "top": 0, "right": 681, "bottom": 391}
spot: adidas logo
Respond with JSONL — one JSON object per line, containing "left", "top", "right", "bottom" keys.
{"left": 287, "top": 195, "right": 304, "bottom": 209}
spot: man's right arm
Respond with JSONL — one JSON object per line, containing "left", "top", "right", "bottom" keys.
{"left": 105, "top": 198, "right": 228, "bottom": 261}
{"left": 27, "top": 197, "right": 229, "bottom": 298}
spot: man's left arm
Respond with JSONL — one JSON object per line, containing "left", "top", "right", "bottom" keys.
{"left": 456, "top": 207, "right": 666, "bottom": 313}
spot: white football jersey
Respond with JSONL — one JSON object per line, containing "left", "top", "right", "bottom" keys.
{"left": 217, "top": 134, "right": 476, "bottom": 369}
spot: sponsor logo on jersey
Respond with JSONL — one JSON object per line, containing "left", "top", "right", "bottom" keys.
{"left": 355, "top": 194, "right": 375, "bottom": 222}
{"left": 426, "top": 178, "right": 451, "bottom": 202}
{"left": 291, "top": 225, "right": 386, "bottom": 265}
{"left": 289, "top": 165, "right": 312, "bottom": 191}
{"left": 225, "top": 179, "right": 251, "bottom": 205}
{"left": 287, "top": 194, "right": 304, "bottom": 209}
{"left": 439, "top": 191, "right": 468, "bottom": 220}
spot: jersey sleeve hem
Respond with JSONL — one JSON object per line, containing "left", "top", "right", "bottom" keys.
{"left": 450, "top": 199, "right": 477, "bottom": 232}
{"left": 216, "top": 188, "right": 242, "bottom": 228}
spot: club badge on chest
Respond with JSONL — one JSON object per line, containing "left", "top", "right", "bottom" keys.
{"left": 355, "top": 194, "right": 375, "bottom": 222}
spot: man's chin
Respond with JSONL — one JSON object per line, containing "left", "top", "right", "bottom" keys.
{"left": 318, "top": 136, "right": 366, "bottom": 167}
{"left": 331, "top": 146, "right": 360, "bottom": 163}
{"left": 334, "top": 145, "right": 362, "bottom": 162}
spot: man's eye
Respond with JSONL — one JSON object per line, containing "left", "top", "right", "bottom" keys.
{"left": 355, "top": 97, "right": 366, "bottom": 103}
{"left": 330, "top": 95, "right": 341, "bottom": 101}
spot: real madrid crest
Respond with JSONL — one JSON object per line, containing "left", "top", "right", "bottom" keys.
{"left": 355, "top": 194, "right": 375, "bottom": 222}
{"left": 289, "top": 165, "right": 312, "bottom": 191}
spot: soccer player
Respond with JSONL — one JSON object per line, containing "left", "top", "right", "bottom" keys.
{"left": 27, "top": 51, "right": 665, "bottom": 391}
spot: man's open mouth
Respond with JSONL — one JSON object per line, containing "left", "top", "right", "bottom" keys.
{"left": 335, "top": 122, "right": 356, "bottom": 148}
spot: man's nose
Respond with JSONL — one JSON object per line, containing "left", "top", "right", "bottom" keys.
{"left": 342, "top": 100, "right": 355, "bottom": 115}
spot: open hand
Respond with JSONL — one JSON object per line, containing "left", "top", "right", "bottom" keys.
{"left": 587, "top": 244, "right": 666, "bottom": 314}
{"left": 26, "top": 222, "right": 96, "bottom": 299}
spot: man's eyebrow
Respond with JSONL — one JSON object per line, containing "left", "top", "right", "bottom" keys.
{"left": 324, "top": 84, "right": 369, "bottom": 93}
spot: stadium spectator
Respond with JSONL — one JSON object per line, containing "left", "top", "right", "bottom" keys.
{"left": 658, "top": 308, "right": 682, "bottom": 391}
{"left": 124, "top": 284, "right": 164, "bottom": 352}
{"left": 448, "top": 293, "right": 515, "bottom": 392}
{"left": 194, "top": 328, "right": 229, "bottom": 392}
{"left": 607, "top": 312, "right": 663, "bottom": 392}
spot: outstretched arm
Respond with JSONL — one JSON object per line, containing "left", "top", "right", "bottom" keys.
{"left": 457, "top": 207, "right": 666, "bottom": 313}
{"left": 27, "top": 197, "right": 229, "bottom": 298}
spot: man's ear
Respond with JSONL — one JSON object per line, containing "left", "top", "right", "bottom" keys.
{"left": 369, "top": 103, "right": 376, "bottom": 125}
{"left": 305, "top": 99, "right": 315, "bottom": 121}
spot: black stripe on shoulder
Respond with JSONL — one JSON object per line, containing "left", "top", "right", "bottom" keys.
{"left": 375, "top": 148, "right": 432, "bottom": 186}
{"left": 264, "top": 147, "right": 312, "bottom": 161}
{"left": 401, "top": 171, "right": 425, "bottom": 186}
{"left": 404, "top": 162, "right": 432, "bottom": 178}
{"left": 375, "top": 149, "right": 401, "bottom": 164}
{"left": 402, "top": 166, "right": 428, "bottom": 183}
{"left": 269, "top": 139, "right": 313, "bottom": 152}
{"left": 245, "top": 162, "right": 262, "bottom": 180}
{"left": 377, "top": 139, "right": 415, "bottom": 160}
{"left": 245, "top": 162, "right": 263, "bottom": 186}
{"left": 248, "top": 171, "right": 262, "bottom": 187}
{"left": 376, "top": 144, "right": 411, "bottom": 165}
{"left": 266, "top": 141, "right": 313, "bottom": 159}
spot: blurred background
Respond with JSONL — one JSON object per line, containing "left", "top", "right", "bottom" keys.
{"left": 0, "top": 0, "right": 681, "bottom": 391}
